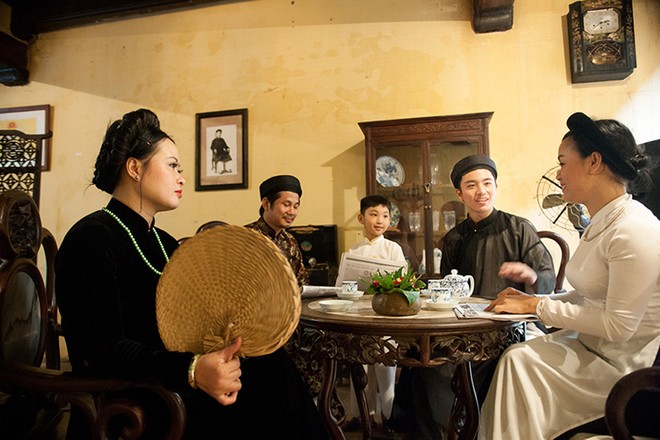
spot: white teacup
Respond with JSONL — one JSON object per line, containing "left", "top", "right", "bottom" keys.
{"left": 430, "top": 287, "right": 452, "bottom": 304}
{"left": 341, "top": 281, "right": 358, "bottom": 293}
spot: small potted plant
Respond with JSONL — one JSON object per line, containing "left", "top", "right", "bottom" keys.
{"left": 368, "top": 266, "right": 425, "bottom": 316}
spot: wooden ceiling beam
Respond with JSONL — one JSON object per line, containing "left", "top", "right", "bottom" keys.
{"left": 4, "top": 0, "right": 229, "bottom": 41}
{"left": 0, "top": 0, "right": 514, "bottom": 85}
{"left": 4, "top": 0, "right": 516, "bottom": 41}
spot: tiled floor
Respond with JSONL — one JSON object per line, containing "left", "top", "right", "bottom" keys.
{"left": 54, "top": 358, "right": 408, "bottom": 439}
{"left": 335, "top": 380, "right": 415, "bottom": 440}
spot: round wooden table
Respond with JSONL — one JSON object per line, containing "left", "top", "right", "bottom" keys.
{"left": 293, "top": 297, "right": 525, "bottom": 440}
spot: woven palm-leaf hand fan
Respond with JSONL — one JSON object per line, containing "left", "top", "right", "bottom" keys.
{"left": 156, "top": 225, "right": 300, "bottom": 357}
{"left": 537, "top": 166, "right": 590, "bottom": 234}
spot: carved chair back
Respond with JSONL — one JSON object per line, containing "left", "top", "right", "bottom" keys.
{"left": 0, "top": 190, "right": 186, "bottom": 440}
{"left": 0, "top": 130, "right": 52, "bottom": 206}
{"left": 0, "top": 189, "right": 58, "bottom": 369}
{"left": 538, "top": 230, "right": 570, "bottom": 294}
{"left": 605, "top": 366, "right": 660, "bottom": 439}
{"left": 178, "top": 220, "right": 229, "bottom": 244}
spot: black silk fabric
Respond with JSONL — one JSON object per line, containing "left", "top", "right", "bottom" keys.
{"left": 56, "top": 198, "right": 328, "bottom": 439}
{"left": 440, "top": 209, "right": 556, "bottom": 298}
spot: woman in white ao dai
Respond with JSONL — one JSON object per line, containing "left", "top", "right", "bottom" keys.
{"left": 478, "top": 113, "right": 660, "bottom": 440}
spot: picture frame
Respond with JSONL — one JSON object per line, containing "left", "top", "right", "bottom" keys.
{"left": 0, "top": 104, "right": 52, "bottom": 171}
{"left": 195, "top": 108, "right": 248, "bottom": 191}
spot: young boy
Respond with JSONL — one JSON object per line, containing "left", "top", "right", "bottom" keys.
{"left": 348, "top": 195, "right": 407, "bottom": 264}
{"left": 343, "top": 195, "right": 407, "bottom": 430}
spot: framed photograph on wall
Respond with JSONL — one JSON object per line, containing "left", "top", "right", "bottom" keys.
{"left": 195, "top": 108, "right": 248, "bottom": 191}
{"left": 0, "top": 104, "right": 52, "bottom": 171}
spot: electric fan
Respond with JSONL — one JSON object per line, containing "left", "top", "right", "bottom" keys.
{"left": 537, "top": 166, "right": 590, "bottom": 234}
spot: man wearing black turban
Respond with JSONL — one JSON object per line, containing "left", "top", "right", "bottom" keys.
{"left": 442, "top": 154, "right": 555, "bottom": 295}
{"left": 245, "top": 176, "right": 316, "bottom": 399}
{"left": 392, "top": 155, "right": 556, "bottom": 439}
{"left": 245, "top": 175, "right": 308, "bottom": 286}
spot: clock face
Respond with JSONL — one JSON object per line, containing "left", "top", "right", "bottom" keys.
{"left": 584, "top": 8, "right": 620, "bottom": 35}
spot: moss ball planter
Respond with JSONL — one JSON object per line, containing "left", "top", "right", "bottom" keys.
{"left": 371, "top": 290, "right": 421, "bottom": 316}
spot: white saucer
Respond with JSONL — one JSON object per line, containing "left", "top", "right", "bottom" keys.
{"left": 319, "top": 299, "right": 353, "bottom": 312}
{"left": 425, "top": 299, "right": 459, "bottom": 311}
{"left": 337, "top": 291, "right": 364, "bottom": 301}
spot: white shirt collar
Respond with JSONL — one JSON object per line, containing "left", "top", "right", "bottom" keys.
{"left": 362, "top": 234, "right": 385, "bottom": 245}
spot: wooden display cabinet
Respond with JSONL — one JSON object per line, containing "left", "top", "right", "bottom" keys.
{"left": 359, "top": 112, "right": 493, "bottom": 277}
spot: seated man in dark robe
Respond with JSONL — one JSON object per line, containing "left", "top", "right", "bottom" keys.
{"left": 390, "top": 155, "right": 556, "bottom": 438}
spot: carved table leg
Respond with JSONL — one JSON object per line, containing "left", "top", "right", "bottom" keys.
{"left": 349, "top": 362, "right": 372, "bottom": 440}
{"left": 319, "top": 357, "right": 346, "bottom": 440}
{"left": 448, "top": 362, "right": 479, "bottom": 440}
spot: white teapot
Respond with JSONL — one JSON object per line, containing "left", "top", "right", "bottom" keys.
{"left": 439, "top": 269, "right": 474, "bottom": 302}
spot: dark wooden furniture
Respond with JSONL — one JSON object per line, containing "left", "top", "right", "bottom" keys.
{"left": 633, "top": 138, "right": 660, "bottom": 220}
{"left": 0, "top": 129, "right": 52, "bottom": 206}
{"left": 360, "top": 113, "right": 493, "bottom": 278}
{"left": 289, "top": 224, "right": 339, "bottom": 286}
{"left": 178, "top": 220, "right": 229, "bottom": 244}
{"left": 0, "top": 189, "right": 186, "bottom": 439}
{"left": 555, "top": 363, "right": 660, "bottom": 440}
{"left": 605, "top": 366, "right": 660, "bottom": 440}
{"left": 538, "top": 230, "right": 570, "bottom": 293}
{"left": 0, "top": 31, "right": 28, "bottom": 86}
{"left": 196, "top": 219, "right": 229, "bottom": 232}
{"left": 566, "top": 0, "right": 636, "bottom": 84}
{"left": 294, "top": 297, "right": 524, "bottom": 440}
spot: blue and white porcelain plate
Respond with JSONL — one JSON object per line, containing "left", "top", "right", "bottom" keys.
{"left": 375, "top": 155, "right": 405, "bottom": 187}
{"left": 390, "top": 202, "right": 401, "bottom": 228}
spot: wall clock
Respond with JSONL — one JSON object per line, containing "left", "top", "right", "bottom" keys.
{"left": 567, "top": 0, "right": 636, "bottom": 83}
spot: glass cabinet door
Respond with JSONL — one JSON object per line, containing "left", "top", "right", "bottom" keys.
{"left": 372, "top": 142, "right": 425, "bottom": 273}
{"left": 427, "top": 141, "right": 480, "bottom": 275}
{"left": 360, "top": 113, "right": 493, "bottom": 278}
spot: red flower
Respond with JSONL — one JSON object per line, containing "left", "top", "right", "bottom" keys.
{"left": 367, "top": 267, "right": 425, "bottom": 296}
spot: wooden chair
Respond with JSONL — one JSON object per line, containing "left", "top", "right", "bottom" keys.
{"left": 0, "top": 129, "right": 52, "bottom": 206}
{"left": 0, "top": 189, "right": 186, "bottom": 439}
{"left": 538, "top": 230, "right": 570, "bottom": 294}
{"left": 604, "top": 366, "right": 660, "bottom": 440}
{"left": 178, "top": 220, "right": 228, "bottom": 244}
{"left": 196, "top": 220, "right": 228, "bottom": 233}
{"left": 555, "top": 365, "right": 660, "bottom": 440}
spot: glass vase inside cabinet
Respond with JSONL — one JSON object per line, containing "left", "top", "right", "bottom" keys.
{"left": 359, "top": 112, "right": 493, "bottom": 278}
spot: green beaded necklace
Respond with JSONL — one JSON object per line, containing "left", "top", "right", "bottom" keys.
{"left": 102, "top": 208, "right": 169, "bottom": 276}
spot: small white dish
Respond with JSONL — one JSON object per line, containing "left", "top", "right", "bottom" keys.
{"left": 337, "top": 291, "right": 364, "bottom": 301}
{"left": 319, "top": 299, "right": 353, "bottom": 312}
{"left": 425, "top": 299, "right": 459, "bottom": 311}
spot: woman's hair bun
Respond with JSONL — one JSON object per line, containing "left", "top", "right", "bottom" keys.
{"left": 92, "top": 109, "right": 169, "bottom": 194}
{"left": 630, "top": 152, "right": 648, "bottom": 171}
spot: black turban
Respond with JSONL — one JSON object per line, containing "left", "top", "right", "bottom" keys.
{"left": 450, "top": 155, "right": 498, "bottom": 189}
{"left": 566, "top": 112, "right": 638, "bottom": 181}
{"left": 259, "top": 175, "right": 303, "bottom": 199}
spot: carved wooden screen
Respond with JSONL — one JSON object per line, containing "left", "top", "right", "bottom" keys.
{"left": 0, "top": 130, "right": 52, "bottom": 206}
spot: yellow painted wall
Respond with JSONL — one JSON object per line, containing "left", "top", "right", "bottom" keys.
{"left": 1, "top": 0, "right": 659, "bottom": 270}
